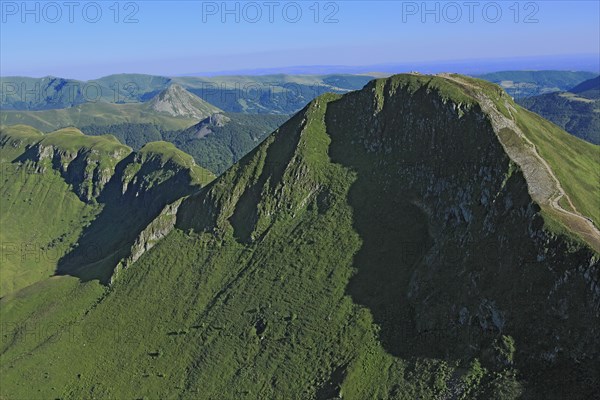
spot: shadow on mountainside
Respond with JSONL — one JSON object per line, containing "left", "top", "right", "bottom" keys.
{"left": 324, "top": 87, "right": 466, "bottom": 361}
{"left": 55, "top": 153, "right": 199, "bottom": 284}
{"left": 325, "top": 82, "right": 600, "bottom": 399}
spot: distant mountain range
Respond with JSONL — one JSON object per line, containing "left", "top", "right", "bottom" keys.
{"left": 2, "top": 70, "right": 596, "bottom": 111}
{"left": 518, "top": 76, "right": 600, "bottom": 144}
{"left": 3, "top": 70, "right": 598, "bottom": 173}
{"left": 0, "top": 85, "right": 288, "bottom": 174}
{"left": 570, "top": 75, "right": 600, "bottom": 99}
{"left": 0, "top": 84, "right": 218, "bottom": 131}
{"left": 475, "top": 70, "right": 598, "bottom": 98}
{"left": 0, "top": 74, "right": 376, "bottom": 113}
{"left": 175, "top": 54, "right": 600, "bottom": 76}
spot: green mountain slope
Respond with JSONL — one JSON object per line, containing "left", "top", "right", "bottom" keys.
{"left": 1, "top": 75, "right": 599, "bottom": 400}
{"left": 518, "top": 76, "right": 600, "bottom": 144}
{"left": 0, "top": 125, "right": 214, "bottom": 295}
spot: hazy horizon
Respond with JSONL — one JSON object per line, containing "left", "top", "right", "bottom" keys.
{"left": 2, "top": 53, "right": 599, "bottom": 81}
{"left": 2, "top": 1, "right": 599, "bottom": 79}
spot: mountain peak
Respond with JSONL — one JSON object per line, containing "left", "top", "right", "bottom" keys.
{"left": 147, "top": 84, "right": 222, "bottom": 120}
{"left": 162, "top": 83, "right": 186, "bottom": 94}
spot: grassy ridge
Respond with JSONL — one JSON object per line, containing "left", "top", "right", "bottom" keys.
{"left": 440, "top": 74, "right": 600, "bottom": 239}
{"left": 0, "top": 125, "right": 214, "bottom": 296}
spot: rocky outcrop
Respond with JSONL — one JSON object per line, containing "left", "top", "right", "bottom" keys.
{"left": 111, "top": 199, "right": 182, "bottom": 283}
{"left": 32, "top": 143, "right": 128, "bottom": 202}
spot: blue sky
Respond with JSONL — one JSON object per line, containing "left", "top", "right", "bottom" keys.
{"left": 1, "top": 1, "right": 599, "bottom": 79}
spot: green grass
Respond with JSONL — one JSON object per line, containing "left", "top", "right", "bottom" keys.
{"left": 513, "top": 105, "right": 600, "bottom": 226}
{"left": 370, "top": 74, "right": 478, "bottom": 109}
{"left": 0, "top": 163, "right": 100, "bottom": 296}
{"left": 138, "top": 141, "right": 216, "bottom": 185}
{"left": 0, "top": 98, "right": 471, "bottom": 397}
{"left": 40, "top": 127, "right": 129, "bottom": 157}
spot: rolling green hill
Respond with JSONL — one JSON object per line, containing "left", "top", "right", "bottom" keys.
{"left": 518, "top": 76, "right": 600, "bottom": 144}
{"left": 1, "top": 75, "right": 599, "bottom": 400}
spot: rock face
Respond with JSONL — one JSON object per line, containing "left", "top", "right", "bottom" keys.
{"left": 147, "top": 84, "right": 221, "bottom": 120}
{"left": 322, "top": 75, "right": 599, "bottom": 378}
{"left": 112, "top": 198, "right": 182, "bottom": 283}
{"left": 30, "top": 142, "right": 129, "bottom": 202}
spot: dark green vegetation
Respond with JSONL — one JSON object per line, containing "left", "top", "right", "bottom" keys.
{"left": 518, "top": 76, "right": 600, "bottom": 144}
{"left": 570, "top": 76, "right": 600, "bottom": 99}
{"left": 0, "top": 125, "right": 214, "bottom": 295}
{"left": 81, "top": 113, "right": 289, "bottom": 175}
{"left": 1, "top": 75, "right": 599, "bottom": 399}
{"left": 162, "top": 113, "right": 289, "bottom": 174}
{"left": 476, "top": 70, "right": 597, "bottom": 98}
